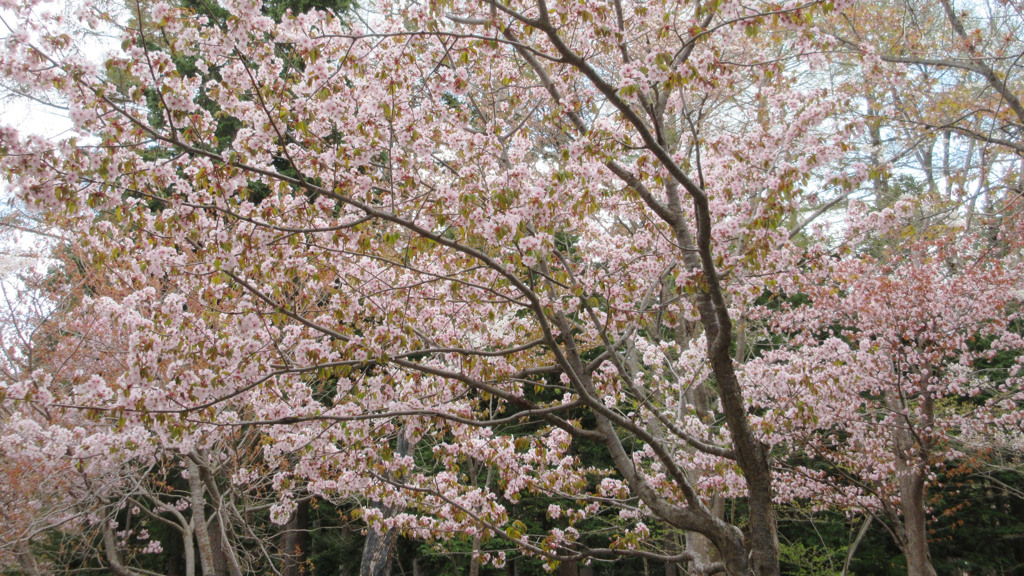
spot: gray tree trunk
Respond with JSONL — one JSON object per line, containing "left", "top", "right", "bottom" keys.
{"left": 189, "top": 458, "right": 220, "bottom": 576}
{"left": 360, "top": 433, "right": 415, "bottom": 576}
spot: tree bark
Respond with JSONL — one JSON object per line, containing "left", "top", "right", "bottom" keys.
{"left": 195, "top": 459, "right": 243, "bottom": 576}
{"left": 886, "top": 388, "right": 937, "bottom": 576}
{"left": 557, "top": 558, "right": 579, "bottom": 576}
{"left": 281, "top": 499, "right": 311, "bottom": 576}
{"left": 189, "top": 458, "right": 220, "bottom": 576}
{"left": 708, "top": 349, "right": 779, "bottom": 576}
{"left": 468, "top": 532, "right": 483, "bottom": 576}
{"left": 898, "top": 470, "right": 937, "bottom": 576}
{"left": 360, "top": 433, "right": 414, "bottom": 576}
{"left": 208, "top": 513, "right": 230, "bottom": 576}
{"left": 184, "top": 521, "right": 196, "bottom": 576}
{"left": 685, "top": 495, "right": 724, "bottom": 572}
{"left": 359, "top": 522, "right": 399, "bottom": 576}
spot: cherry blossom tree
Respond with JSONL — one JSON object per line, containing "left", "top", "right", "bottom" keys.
{"left": 0, "top": 237, "right": 317, "bottom": 575}
{"left": 744, "top": 204, "right": 1024, "bottom": 576}
{"left": 782, "top": 9, "right": 1024, "bottom": 572}
{"left": 1, "top": 0, "right": 1021, "bottom": 575}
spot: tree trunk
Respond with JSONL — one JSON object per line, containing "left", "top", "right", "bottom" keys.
{"left": 557, "top": 558, "right": 578, "bottom": 576}
{"left": 510, "top": 27, "right": 780, "bottom": 576}
{"left": 886, "top": 389, "right": 937, "bottom": 576}
{"left": 685, "top": 495, "right": 723, "bottom": 571}
{"left": 360, "top": 522, "right": 400, "bottom": 576}
{"left": 866, "top": 92, "right": 891, "bottom": 209}
{"left": 183, "top": 524, "right": 196, "bottom": 576}
{"left": 282, "top": 499, "right": 310, "bottom": 576}
{"left": 709, "top": 352, "right": 779, "bottom": 576}
{"left": 668, "top": 187, "right": 779, "bottom": 576}
{"left": 898, "top": 470, "right": 937, "bottom": 576}
{"left": 208, "top": 513, "right": 230, "bottom": 576}
{"left": 194, "top": 459, "right": 242, "bottom": 576}
{"left": 468, "top": 531, "right": 483, "bottom": 576}
{"left": 189, "top": 458, "right": 220, "bottom": 576}
{"left": 663, "top": 530, "right": 679, "bottom": 576}
{"left": 841, "top": 515, "right": 872, "bottom": 576}
{"left": 360, "top": 433, "right": 415, "bottom": 576}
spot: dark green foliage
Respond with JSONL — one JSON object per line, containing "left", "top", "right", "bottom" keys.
{"left": 772, "top": 467, "right": 1024, "bottom": 576}
{"left": 928, "top": 467, "right": 1024, "bottom": 576}
{"left": 305, "top": 500, "right": 364, "bottom": 576}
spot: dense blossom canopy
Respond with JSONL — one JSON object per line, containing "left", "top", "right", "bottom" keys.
{"left": 1, "top": 0, "right": 1022, "bottom": 575}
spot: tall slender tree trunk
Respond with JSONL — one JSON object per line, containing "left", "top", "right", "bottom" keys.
{"left": 282, "top": 499, "right": 310, "bottom": 576}
{"left": 866, "top": 93, "right": 891, "bottom": 209}
{"left": 189, "top": 458, "right": 220, "bottom": 576}
{"left": 182, "top": 521, "right": 196, "bottom": 576}
{"left": 468, "top": 532, "right": 484, "bottom": 576}
{"left": 360, "top": 520, "right": 400, "bottom": 576}
{"left": 360, "top": 433, "right": 415, "bottom": 576}
{"left": 180, "top": 516, "right": 195, "bottom": 573}
{"left": 886, "top": 388, "right": 937, "bottom": 576}
{"left": 841, "top": 515, "right": 872, "bottom": 576}
{"left": 193, "top": 458, "right": 242, "bottom": 576}
{"left": 707, "top": 348, "right": 779, "bottom": 576}
{"left": 208, "top": 514, "right": 230, "bottom": 576}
